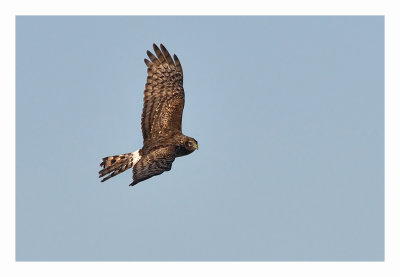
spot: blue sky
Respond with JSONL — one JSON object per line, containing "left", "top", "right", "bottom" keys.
{"left": 16, "top": 16, "right": 384, "bottom": 261}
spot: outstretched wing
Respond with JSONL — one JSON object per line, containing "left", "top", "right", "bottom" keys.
{"left": 130, "top": 146, "right": 176, "bottom": 186}
{"left": 142, "top": 44, "right": 185, "bottom": 145}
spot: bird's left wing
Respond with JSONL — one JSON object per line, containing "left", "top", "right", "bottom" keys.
{"left": 141, "top": 44, "right": 185, "bottom": 145}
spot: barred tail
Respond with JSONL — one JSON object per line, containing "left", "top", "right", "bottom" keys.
{"left": 99, "top": 150, "right": 141, "bottom": 182}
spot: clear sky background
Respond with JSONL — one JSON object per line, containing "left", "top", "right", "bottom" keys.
{"left": 16, "top": 16, "right": 384, "bottom": 261}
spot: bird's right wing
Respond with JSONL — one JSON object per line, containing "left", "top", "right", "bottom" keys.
{"left": 130, "top": 145, "right": 176, "bottom": 186}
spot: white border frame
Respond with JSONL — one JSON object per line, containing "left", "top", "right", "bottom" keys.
{"left": 2, "top": 1, "right": 398, "bottom": 276}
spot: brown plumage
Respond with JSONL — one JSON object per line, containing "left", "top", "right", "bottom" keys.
{"left": 99, "top": 44, "right": 198, "bottom": 186}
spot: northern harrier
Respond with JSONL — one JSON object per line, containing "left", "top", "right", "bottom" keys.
{"left": 99, "top": 44, "right": 198, "bottom": 186}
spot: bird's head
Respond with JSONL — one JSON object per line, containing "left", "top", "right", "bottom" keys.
{"left": 184, "top": 137, "right": 198, "bottom": 152}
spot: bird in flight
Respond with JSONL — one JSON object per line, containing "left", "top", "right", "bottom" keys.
{"left": 99, "top": 44, "right": 198, "bottom": 186}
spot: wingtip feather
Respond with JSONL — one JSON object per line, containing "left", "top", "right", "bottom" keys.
{"left": 144, "top": 58, "right": 152, "bottom": 67}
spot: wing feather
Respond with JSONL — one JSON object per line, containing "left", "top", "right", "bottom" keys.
{"left": 147, "top": 50, "right": 160, "bottom": 65}
{"left": 153, "top": 44, "right": 167, "bottom": 64}
{"left": 160, "top": 44, "right": 176, "bottom": 70}
{"left": 144, "top": 58, "right": 152, "bottom": 67}
{"left": 173, "top": 54, "right": 182, "bottom": 72}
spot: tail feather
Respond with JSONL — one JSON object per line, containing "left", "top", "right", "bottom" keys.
{"left": 99, "top": 150, "right": 141, "bottom": 182}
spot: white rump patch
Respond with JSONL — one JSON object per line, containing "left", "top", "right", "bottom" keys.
{"left": 131, "top": 150, "right": 141, "bottom": 166}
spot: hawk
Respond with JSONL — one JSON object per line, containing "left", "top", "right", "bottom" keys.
{"left": 99, "top": 44, "right": 198, "bottom": 186}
